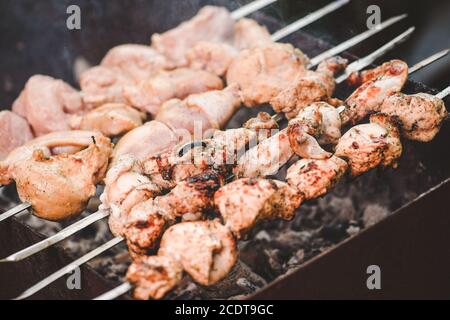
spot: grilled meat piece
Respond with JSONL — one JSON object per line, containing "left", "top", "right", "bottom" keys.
{"left": 80, "top": 45, "right": 172, "bottom": 108}
{"left": 112, "top": 120, "right": 179, "bottom": 164}
{"left": 70, "top": 103, "right": 145, "bottom": 137}
{"left": 341, "top": 60, "right": 408, "bottom": 125}
{"left": 101, "top": 44, "right": 172, "bottom": 83}
{"left": 185, "top": 18, "right": 272, "bottom": 77}
{"left": 288, "top": 123, "right": 333, "bottom": 159}
{"left": 233, "top": 18, "right": 273, "bottom": 50}
{"left": 127, "top": 219, "right": 237, "bottom": 300}
{"left": 271, "top": 57, "right": 348, "bottom": 119}
{"left": 12, "top": 75, "right": 85, "bottom": 136}
{"left": 380, "top": 92, "right": 448, "bottom": 142}
{"left": 243, "top": 111, "right": 279, "bottom": 133}
{"left": 227, "top": 43, "right": 309, "bottom": 107}
{"left": 186, "top": 42, "right": 238, "bottom": 77}
{"left": 80, "top": 66, "right": 132, "bottom": 108}
{"left": 127, "top": 255, "right": 183, "bottom": 300}
{"left": 215, "top": 178, "right": 302, "bottom": 238}
{"left": 151, "top": 6, "right": 235, "bottom": 67}
{"left": 0, "top": 111, "right": 34, "bottom": 160}
{"left": 287, "top": 156, "right": 348, "bottom": 200}
{"left": 288, "top": 102, "right": 342, "bottom": 145}
{"left": 0, "top": 131, "right": 112, "bottom": 220}
{"left": 155, "top": 84, "right": 242, "bottom": 137}
{"left": 158, "top": 220, "right": 237, "bottom": 286}
{"left": 335, "top": 114, "right": 402, "bottom": 176}
{"left": 124, "top": 172, "right": 224, "bottom": 256}
{"left": 348, "top": 59, "right": 407, "bottom": 87}
{"left": 235, "top": 126, "right": 330, "bottom": 178}
{"left": 101, "top": 155, "right": 162, "bottom": 237}
{"left": 124, "top": 68, "right": 223, "bottom": 116}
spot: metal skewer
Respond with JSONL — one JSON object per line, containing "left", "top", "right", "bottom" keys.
{"left": 25, "top": 34, "right": 448, "bottom": 300}
{"left": 308, "top": 13, "right": 408, "bottom": 68}
{"left": 0, "top": 210, "right": 109, "bottom": 263}
{"left": 15, "top": 236, "right": 124, "bottom": 300}
{"left": 336, "top": 27, "right": 415, "bottom": 83}
{"left": 231, "top": 0, "right": 278, "bottom": 20}
{"left": 409, "top": 48, "right": 450, "bottom": 74}
{"left": 271, "top": 0, "right": 350, "bottom": 42}
{"left": 94, "top": 282, "right": 133, "bottom": 301}
{"left": 437, "top": 85, "right": 450, "bottom": 100}
{"left": 0, "top": 202, "right": 31, "bottom": 223}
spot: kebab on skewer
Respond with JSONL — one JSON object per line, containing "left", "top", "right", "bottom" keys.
{"left": 118, "top": 114, "right": 401, "bottom": 300}
{"left": 96, "top": 78, "right": 450, "bottom": 300}
{"left": 102, "top": 110, "right": 393, "bottom": 276}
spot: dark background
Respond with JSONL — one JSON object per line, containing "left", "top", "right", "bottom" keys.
{"left": 0, "top": 0, "right": 449, "bottom": 107}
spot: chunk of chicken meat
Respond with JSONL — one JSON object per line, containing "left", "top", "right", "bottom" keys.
{"left": 287, "top": 156, "right": 348, "bottom": 200}
{"left": 143, "top": 139, "right": 232, "bottom": 191}
{"left": 101, "top": 155, "right": 162, "bottom": 237}
{"left": 335, "top": 114, "right": 402, "bottom": 176}
{"left": 380, "top": 92, "right": 448, "bottom": 142}
{"left": 215, "top": 178, "right": 302, "bottom": 238}
{"left": 151, "top": 6, "right": 235, "bottom": 67}
{"left": 233, "top": 18, "right": 273, "bottom": 50}
{"left": 158, "top": 220, "right": 237, "bottom": 286}
{"left": 186, "top": 42, "right": 238, "bottom": 77}
{"left": 127, "top": 220, "right": 237, "bottom": 300}
{"left": 211, "top": 112, "right": 279, "bottom": 156}
{"left": 80, "top": 45, "right": 172, "bottom": 108}
{"left": 242, "top": 111, "right": 279, "bottom": 133}
{"left": 142, "top": 113, "right": 278, "bottom": 190}
{"left": 101, "top": 44, "right": 172, "bottom": 83}
{"left": 80, "top": 66, "right": 132, "bottom": 108}
{"left": 112, "top": 120, "right": 179, "bottom": 164}
{"left": 127, "top": 255, "right": 183, "bottom": 300}
{"left": 155, "top": 84, "right": 242, "bottom": 138}
{"left": 185, "top": 18, "right": 272, "bottom": 77}
{"left": 0, "top": 111, "right": 34, "bottom": 160}
{"left": 236, "top": 126, "right": 331, "bottom": 178}
{"left": 124, "top": 171, "right": 224, "bottom": 256}
{"left": 70, "top": 103, "right": 145, "bottom": 137}
{"left": 347, "top": 59, "right": 407, "bottom": 87}
{"left": 271, "top": 57, "right": 348, "bottom": 119}
{"left": 227, "top": 43, "right": 309, "bottom": 107}
{"left": 124, "top": 68, "right": 223, "bottom": 116}
{"left": 341, "top": 60, "right": 408, "bottom": 125}
{"left": 0, "top": 131, "right": 112, "bottom": 220}
{"left": 288, "top": 102, "right": 343, "bottom": 145}
{"left": 12, "top": 75, "right": 85, "bottom": 136}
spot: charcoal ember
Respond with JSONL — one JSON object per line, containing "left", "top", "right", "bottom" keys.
{"left": 240, "top": 240, "right": 285, "bottom": 280}
{"left": 362, "top": 204, "right": 389, "bottom": 227}
{"left": 273, "top": 230, "right": 312, "bottom": 251}
{"left": 287, "top": 249, "right": 305, "bottom": 267}
{"left": 197, "top": 261, "right": 267, "bottom": 299}
{"left": 89, "top": 250, "right": 130, "bottom": 282}
{"left": 320, "top": 221, "right": 350, "bottom": 242}
{"left": 346, "top": 224, "right": 361, "bottom": 236}
{"left": 167, "top": 281, "right": 201, "bottom": 300}
{"left": 318, "top": 196, "right": 356, "bottom": 223}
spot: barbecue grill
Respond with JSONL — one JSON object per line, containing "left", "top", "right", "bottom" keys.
{"left": 1, "top": 0, "right": 449, "bottom": 300}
